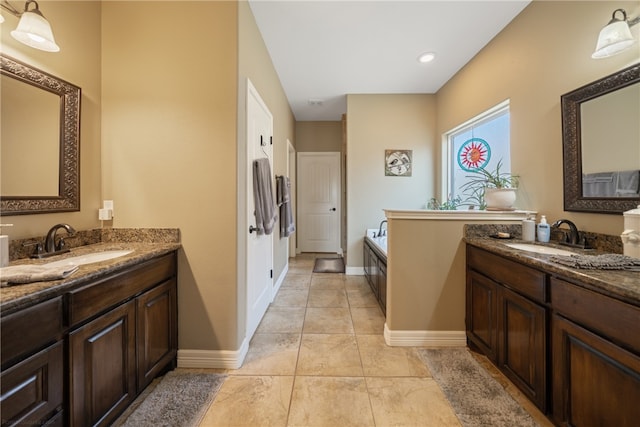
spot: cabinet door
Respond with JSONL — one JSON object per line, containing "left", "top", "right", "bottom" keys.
{"left": 0, "top": 341, "right": 64, "bottom": 426}
{"left": 552, "top": 314, "right": 640, "bottom": 427}
{"left": 69, "top": 301, "right": 136, "bottom": 427}
{"left": 363, "top": 243, "right": 371, "bottom": 280}
{"left": 378, "top": 261, "right": 387, "bottom": 315}
{"left": 498, "top": 286, "right": 547, "bottom": 411}
{"left": 466, "top": 270, "right": 498, "bottom": 362}
{"left": 137, "top": 279, "right": 178, "bottom": 390}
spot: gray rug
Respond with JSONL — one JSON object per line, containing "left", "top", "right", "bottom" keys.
{"left": 313, "top": 257, "right": 345, "bottom": 273}
{"left": 114, "top": 370, "right": 226, "bottom": 427}
{"left": 418, "top": 348, "right": 538, "bottom": 427}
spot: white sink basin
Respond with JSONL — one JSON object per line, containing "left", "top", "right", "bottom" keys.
{"left": 505, "top": 243, "right": 575, "bottom": 256}
{"left": 45, "top": 250, "right": 133, "bottom": 267}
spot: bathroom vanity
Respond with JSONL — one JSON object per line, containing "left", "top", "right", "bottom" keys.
{"left": 0, "top": 242, "right": 179, "bottom": 426}
{"left": 363, "top": 235, "right": 387, "bottom": 314}
{"left": 465, "top": 239, "right": 640, "bottom": 425}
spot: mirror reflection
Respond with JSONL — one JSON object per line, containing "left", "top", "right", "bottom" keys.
{"left": 580, "top": 82, "right": 640, "bottom": 198}
{"left": 1, "top": 74, "right": 61, "bottom": 197}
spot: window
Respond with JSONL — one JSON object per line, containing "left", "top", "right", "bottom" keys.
{"left": 443, "top": 101, "right": 511, "bottom": 208}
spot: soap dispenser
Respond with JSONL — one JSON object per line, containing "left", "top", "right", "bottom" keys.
{"left": 537, "top": 215, "right": 550, "bottom": 243}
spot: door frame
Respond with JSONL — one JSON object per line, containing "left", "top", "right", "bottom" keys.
{"left": 287, "top": 139, "right": 297, "bottom": 258}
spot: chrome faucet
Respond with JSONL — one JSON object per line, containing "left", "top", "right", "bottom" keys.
{"left": 551, "top": 219, "right": 580, "bottom": 245}
{"left": 44, "top": 223, "right": 76, "bottom": 253}
{"left": 377, "top": 220, "right": 387, "bottom": 237}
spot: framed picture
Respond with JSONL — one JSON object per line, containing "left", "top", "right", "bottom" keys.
{"left": 385, "top": 149, "right": 412, "bottom": 177}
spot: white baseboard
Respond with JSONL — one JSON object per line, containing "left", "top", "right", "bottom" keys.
{"left": 346, "top": 266, "right": 364, "bottom": 275}
{"left": 273, "top": 263, "right": 288, "bottom": 297}
{"left": 177, "top": 338, "right": 249, "bottom": 369}
{"left": 383, "top": 323, "right": 466, "bottom": 347}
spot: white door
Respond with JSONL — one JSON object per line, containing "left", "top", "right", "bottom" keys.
{"left": 298, "top": 152, "right": 341, "bottom": 253}
{"left": 246, "top": 80, "right": 273, "bottom": 340}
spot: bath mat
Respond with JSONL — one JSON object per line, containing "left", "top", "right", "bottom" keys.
{"left": 113, "top": 370, "right": 226, "bottom": 427}
{"left": 313, "top": 257, "right": 345, "bottom": 273}
{"left": 418, "top": 348, "right": 538, "bottom": 427}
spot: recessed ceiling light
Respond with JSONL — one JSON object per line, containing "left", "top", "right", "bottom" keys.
{"left": 417, "top": 52, "right": 436, "bottom": 63}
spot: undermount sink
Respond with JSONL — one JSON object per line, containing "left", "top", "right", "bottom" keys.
{"left": 44, "top": 250, "right": 134, "bottom": 267}
{"left": 505, "top": 243, "right": 575, "bottom": 256}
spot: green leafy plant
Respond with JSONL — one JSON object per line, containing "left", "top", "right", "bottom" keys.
{"left": 427, "top": 195, "right": 464, "bottom": 210}
{"left": 460, "top": 159, "right": 519, "bottom": 209}
{"left": 461, "top": 159, "right": 519, "bottom": 190}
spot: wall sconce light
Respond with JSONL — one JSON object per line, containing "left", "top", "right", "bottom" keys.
{"left": 0, "top": 0, "right": 59, "bottom": 52}
{"left": 592, "top": 8, "right": 639, "bottom": 59}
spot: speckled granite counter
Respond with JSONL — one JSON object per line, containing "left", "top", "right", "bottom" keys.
{"left": 1, "top": 229, "right": 181, "bottom": 315}
{"left": 464, "top": 237, "right": 640, "bottom": 307}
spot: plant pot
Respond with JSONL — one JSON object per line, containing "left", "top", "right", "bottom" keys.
{"left": 484, "top": 188, "right": 517, "bottom": 210}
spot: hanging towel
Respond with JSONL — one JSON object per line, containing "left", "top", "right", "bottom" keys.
{"left": 253, "top": 158, "right": 278, "bottom": 235}
{"left": 276, "top": 175, "right": 290, "bottom": 206}
{"left": 277, "top": 176, "right": 296, "bottom": 238}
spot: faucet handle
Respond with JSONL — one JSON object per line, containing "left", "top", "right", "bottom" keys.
{"left": 23, "top": 240, "right": 44, "bottom": 257}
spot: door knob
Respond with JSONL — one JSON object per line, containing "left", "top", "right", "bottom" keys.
{"left": 330, "top": 208, "right": 336, "bottom": 211}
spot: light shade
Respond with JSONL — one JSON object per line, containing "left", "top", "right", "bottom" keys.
{"left": 10, "top": 3, "right": 59, "bottom": 52}
{"left": 0, "top": 14, "right": 5, "bottom": 24}
{"left": 592, "top": 10, "right": 636, "bottom": 59}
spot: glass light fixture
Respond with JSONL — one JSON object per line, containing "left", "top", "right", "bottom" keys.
{"left": 2, "top": 0, "right": 59, "bottom": 52}
{"left": 0, "top": 13, "right": 5, "bottom": 23}
{"left": 592, "top": 9, "right": 638, "bottom": 59}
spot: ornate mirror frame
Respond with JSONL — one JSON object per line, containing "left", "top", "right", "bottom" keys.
{"left": 1, "top": 54, "right": 81, "bottom": 215}
{"left": 561, "top": 62, "right": 640, "bottom": 214}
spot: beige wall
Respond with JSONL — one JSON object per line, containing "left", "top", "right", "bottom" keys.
{"left": 238, "top": 0, "right": 296, "bottom": 296}
{"left": 0, "top": 1, "right": 102, "bottom": 239}
{"left": 102, "top": 1, "right": 240, "bottom": 350}
{"left": 295, "top": 121, "right": 342, "bottom": 152}
{"left": 436, "top": 0, "right": 640, "bottom": 236}
{"left": 346, "top": 94, "right": 437, "bottom": 268}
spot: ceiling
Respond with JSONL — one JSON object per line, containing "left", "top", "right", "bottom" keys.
{"left": 248, "top": 0, "right": 531, "bottom": 121}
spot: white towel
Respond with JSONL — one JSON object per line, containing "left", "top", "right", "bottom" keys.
{"left": 1, "top": 263, "right": 79, "bottom": 286}
{"left": 253, "top": 158, "right": 278, "bottom": 235}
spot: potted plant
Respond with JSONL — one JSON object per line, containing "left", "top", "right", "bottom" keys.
{"left": 461, "top": 159, "right": 519, "bottom": 210}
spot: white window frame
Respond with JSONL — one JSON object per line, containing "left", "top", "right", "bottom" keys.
{"left": 441, "top": 100, "right": 511, "bottom": 204}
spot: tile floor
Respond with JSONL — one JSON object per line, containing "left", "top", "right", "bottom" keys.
{"left": 199, "top": 253, "right": 551, "bottom": 427}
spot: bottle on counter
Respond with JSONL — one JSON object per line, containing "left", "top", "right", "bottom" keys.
{"left": 522, "top": 214, "right": 536, "bottom": 242}
{"left": 537, "top": 215, "right": 550, "bottom": 243}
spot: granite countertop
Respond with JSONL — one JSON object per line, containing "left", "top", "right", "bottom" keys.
{"left": 1, "top": 241, "right": 181, "bottom": 315}
{"left": 465, "top": 237, "right": 640, "bottom": 307}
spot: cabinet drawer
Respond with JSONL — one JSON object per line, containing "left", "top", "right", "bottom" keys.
{"left": 551, "top": 277, "right": 640, "bottom": 354}
{"left": 1, "top": 297, "right": 63, "bottom": 367}
{"left": 67, "top": 253, "right": 176, "bottom": 327}
{"left": 467, "top": 246, "right": 546, "bottom": 303}
{"left": 1, "top": 341, "right": 64, "bottom": 426}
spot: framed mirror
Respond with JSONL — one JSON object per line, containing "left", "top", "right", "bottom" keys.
{"left": 1, "top": 54, "right": 81, "bottom": 215}
{"left": 561, "top": 63, "right": 640, "bottom": 214}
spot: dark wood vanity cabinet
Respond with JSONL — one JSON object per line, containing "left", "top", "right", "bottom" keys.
{"left": 0, "top": 251, "right": 178, "bottom": 427}
{"left": 551, "top": 277, "right": 640, "bottom": 426}
{"left": 1, "top": 297, "right": 65, "bottom": 426}
{"left": 467, "top": 243, "right": 640, "bottom": 425}
{"left": 363, "top": 239, "right": 386, "bottom": 314}
{"left": 466, "top": 245, "right": 548, "bottom": 412}
{"left": 67, "top": 253, "right": 178, "bottom": 427}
